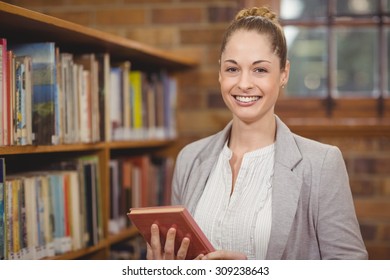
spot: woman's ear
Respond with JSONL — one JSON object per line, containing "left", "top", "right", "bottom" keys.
{"left": 280, "top": 60, "right": 290, "bottom": 87}
{"left": 218, "top": 59, "right": 222, "bottom": 84}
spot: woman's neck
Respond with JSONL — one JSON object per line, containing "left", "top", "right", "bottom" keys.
{"left": 229, "top": 115, "right": 276, "bottom": 156}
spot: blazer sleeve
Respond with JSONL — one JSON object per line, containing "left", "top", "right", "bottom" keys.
{"left": 316, "top": 146, "right": 368, "bottom": 259}
{"left": 171, "top": 148, "right": 185, "bottom": 206}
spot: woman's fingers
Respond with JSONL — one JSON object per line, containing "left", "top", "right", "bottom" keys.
{"left": 147, "top": 224, "right": 190, "bottom": 260}
{"left": 176, "top": 237, "right": 190, "bottom": 260}
{"left": 193, "top": 253, "right": 204, "bottom": 260}
{"left": 150, "top": 224, "right": 162, "bottom": 259}
{"left": 164, "top": 227, "right": 177, "bottom": 259}
{"left": 146, "top": 243, "right": 153, "bottom": 260}
{"left": 202, "top": 250, "right": 247, "bottom": 260}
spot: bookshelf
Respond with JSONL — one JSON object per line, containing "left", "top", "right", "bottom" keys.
{"left": 0, "top": 1, "right": 196, "bottom": 260}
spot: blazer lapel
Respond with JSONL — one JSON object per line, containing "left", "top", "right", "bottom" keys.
{"left": 185, "top": 156, "right": 218, "bottom": 214}
{"left": 266, "top": 116, "right": 303, "bottom": 259}
{"left": 184, "top": 123, "right": 232, "bottom": 214}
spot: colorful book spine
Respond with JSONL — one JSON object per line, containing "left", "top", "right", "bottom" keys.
{"left": 129, "top": 71, "right": 143, "bottom": 133}
{"left": 0, "top": 158, "right": 5, "bottom": 259}
{"left": 0, "top": 38, "right": 7, "bottom": 146}
{"left": 11, "top": 42, "right": 57, "bottom": 145}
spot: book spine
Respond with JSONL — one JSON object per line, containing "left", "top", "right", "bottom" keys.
{"left": 18, "top": 178, "right": 28, "bottom": 259}
{"left": 12, "top": 180, "right": 21, "bottom": 259}
{"left": 19, "top": 60, "right": 27, "bottom": 145}
{"left": 129, "top": 71, "right": 143, "bottom": 135}
{"left": 0, "top": 39, "right": 6, "bottom": 146}
{"left": 0, "top": 158, "right": 5, "bottom": 259}
{"left": 5, "top": 180, "right": 13, "bottom": 259}
{"left": 7, "top": 51, "right": 15, "bottom": 146}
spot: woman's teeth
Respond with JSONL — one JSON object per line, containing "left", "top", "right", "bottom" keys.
{"left": 235, "top": 96, "right": 260, "bottom": 103}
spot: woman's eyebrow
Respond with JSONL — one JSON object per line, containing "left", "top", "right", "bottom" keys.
{"left": 223, "top": 59, "right": 271, "bottom": 65}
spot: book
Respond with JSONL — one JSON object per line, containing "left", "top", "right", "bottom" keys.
{"left": 74, "top": 54, "right": 99, "bottom": 143}
{"left": 0, "top": 38, "right": 7, "bottom": 146}
{"left": 0, "top": 158, "right": 5, "bottom": 259}
{"left": 11, "top": 42, "right": 58, "bottom": 145}
{"left": 96, "top": 53, "right": 111, "bottom": 142}
{"left": 14, "top": 56, "right": 33, "bottom": 145}
{"left": 127, "top": 205, "right": 215, "bottom": 260}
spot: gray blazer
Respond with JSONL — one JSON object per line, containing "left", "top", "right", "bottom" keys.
{"left": 172, "top": 116, "right": 368, "bottom": 259}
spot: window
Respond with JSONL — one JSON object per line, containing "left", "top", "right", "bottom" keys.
{"left": 278, "top": 0, "right": 389, "bottom": 118}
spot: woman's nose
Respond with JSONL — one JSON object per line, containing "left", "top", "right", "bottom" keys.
{"left": 237, "top": 72, "right": 253, "bottom": 91}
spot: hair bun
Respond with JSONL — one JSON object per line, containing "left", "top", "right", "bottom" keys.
{"left": 235, "top": 6, "right": 277, "bottom": 21}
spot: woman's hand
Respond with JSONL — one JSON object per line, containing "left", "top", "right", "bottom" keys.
{"left": 201, "top": 250, "right": 247, "bottom": 260}
{"left": 146, "top": 224, "right": 191, "bottom": 260}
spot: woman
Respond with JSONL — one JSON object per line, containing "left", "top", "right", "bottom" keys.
{"left": 147, "top": 6, "right": 368, "bottom": 260}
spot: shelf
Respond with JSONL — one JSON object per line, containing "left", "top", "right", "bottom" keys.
{"left": 0, "top": 1, "right": 197, "bottom": 70}
{"left": 108, "top": 139, "right": 175, "bottom": 150}
{"left": 47, "top": 227, "right": 139, "bottom": 260}
{"left": 0, "top": 143, "right": 106, "bottom": 155}
{"left": 48, "top": 241, "right": 109, "bottom": 260}
{"left": 107, "top": 227, "right": 140, "bottom": 245}
{"left": 0, "top": 139, "right": 176, "bottom": 155}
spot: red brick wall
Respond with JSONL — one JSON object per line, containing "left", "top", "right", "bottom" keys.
{"left": 6, "top": 0, "right": 389, "bottom": 259}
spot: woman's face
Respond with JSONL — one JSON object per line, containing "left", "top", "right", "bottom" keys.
{"left": 219, "top": 29, "right": 289, "bottom": 124}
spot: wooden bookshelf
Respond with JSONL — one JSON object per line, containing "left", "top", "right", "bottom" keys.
{"left": 0, "top": 1, "right": 196, "bottom": 260}
{"left": 0, "top": 1, "right": 196, "bottom": 70}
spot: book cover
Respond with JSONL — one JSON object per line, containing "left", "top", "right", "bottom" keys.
{"left": 5, "top": 180, "right": 13, "bottom": 259}
{"left": 69, "top": 171, "right": 83, "bottom": 251}
{"left": 129, "top": 155, "right": 150, "bottom": 208}
{"left": 110, "top": 67, "right": 122, "bottom": 139}
{"left": 0, "top": 158, "right": 5, "bottom": 259}
{"left": 79, "top": 156, "right": 101, "bottom": 246}
{"left": 119, "top": 61, "right": 131, "bottom": 131}
{"left": 96, "top": 53, "right": 111, "bottom": 142}
{"left": 74, "top": 54, "right": 99, "bottom": 143}
{"left": 0, "top": 38, "right": 6, "bottom": 146}
{"left": 49, "top": 173, "right": 65, "bottom": 255}
{"left": 21, "top": 176, "right": 36, "bottom": 259}
{"left": 7, "top": 50, "right": 15, "bottom": 146}
{"left": 14, "top": 56, "right": 33, "bottom": 145}
{"left": 108, "top": 159, "right": 120, "bottom": 234}
{"left": 77, "top": 66, "right": 92, "bottom": 143}
{"left": 40, "top": 174, "right": 55, "bottom": 257}
{"left": 11, "top": 42, "right": 57, "bottom": 145}
{"left": 162, "top": 72, "right": 177, "bottom": 139}
{"left": 60, "top": 53, "right": 75, "bottom": 144}
{"left": 11, "top": 179, "right": 21, "bottom": 259}
{"left": 128, "top": 205, "right": 215, "bottom": 260}
{"left": 129, "top": 71, "right": 143, "bottom": 136}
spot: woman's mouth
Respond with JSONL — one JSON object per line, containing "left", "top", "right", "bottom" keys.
{"left": 234, "top": 95, "right": 261, "bottom": 103}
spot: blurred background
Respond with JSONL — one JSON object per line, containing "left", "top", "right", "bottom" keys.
{"left": 5, "top": 0, "right": 390, "bottom": 259}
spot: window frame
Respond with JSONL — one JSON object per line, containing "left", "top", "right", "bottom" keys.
{"left": 276, "top": 0, "right": 389, "bottom": 119}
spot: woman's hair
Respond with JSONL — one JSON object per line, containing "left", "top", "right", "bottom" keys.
{"left": 220, "top": 6, "right": 287, "bottom": 69}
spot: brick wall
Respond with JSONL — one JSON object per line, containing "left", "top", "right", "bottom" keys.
{"left": 6, "top": 0, "right": 389, "bottom": 259}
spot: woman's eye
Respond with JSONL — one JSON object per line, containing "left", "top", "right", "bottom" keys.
{"left": 255, "top": 68, "right": 267, "bottom": 73}
{"left": 226, "top": 67, "right": 238, "bottom": 73}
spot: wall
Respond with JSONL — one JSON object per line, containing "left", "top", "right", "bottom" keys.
{"left": 6, "top": 0, "right": 390, "bottom": 259}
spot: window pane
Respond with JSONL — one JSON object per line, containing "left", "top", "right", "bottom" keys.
{"left": 336, "top": 0, "right": 379, "bottom": 15}
{"left": 334, "top": 27, "right": 379, "bottom": 97}
{"left": 386, "top": 0, "right": 390, "bottom": 12}
{"left": 280, "top": 0, "right": 327, "bottom": 20}
{"left": 284, "top": 26, "right": 327, "bottom": 98}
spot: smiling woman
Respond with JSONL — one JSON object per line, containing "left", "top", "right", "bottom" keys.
{"left": 146, "top": 6, "right": 368, "bottom": 260}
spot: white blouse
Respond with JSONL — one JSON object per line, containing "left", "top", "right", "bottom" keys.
{"left": 194, "top": 141, "right": 274, "bottom": 259}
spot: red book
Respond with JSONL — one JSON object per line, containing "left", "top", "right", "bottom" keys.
{"left": 128, "top": 205, "right": 215, "bottom": 260}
